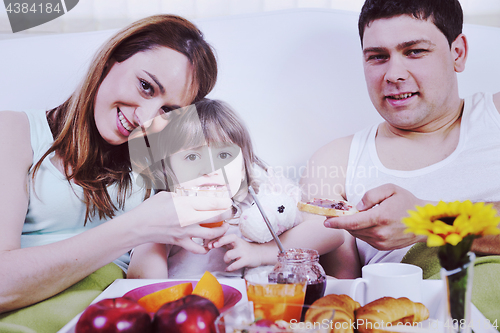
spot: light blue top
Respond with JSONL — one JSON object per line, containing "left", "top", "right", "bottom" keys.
{"left": 21, "top": 110, "right": 145, "bottom": 271}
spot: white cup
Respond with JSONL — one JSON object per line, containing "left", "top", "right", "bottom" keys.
{"left": 349, "top": 263, "right": 423, "bottom": 305}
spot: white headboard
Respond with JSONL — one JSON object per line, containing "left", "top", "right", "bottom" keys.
{"left": 2, "top": 9, "right": 500, "bottom": 178}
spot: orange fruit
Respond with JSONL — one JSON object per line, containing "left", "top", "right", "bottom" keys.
{"left": 137, "top": 282, "right": 193, "bottom": 313}
{"left": 192, "top": 271, "right": 225, "bottom": 309}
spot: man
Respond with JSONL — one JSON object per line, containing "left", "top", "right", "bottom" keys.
{"left": 300, "top": 0, "right": 500, "bottom": 277}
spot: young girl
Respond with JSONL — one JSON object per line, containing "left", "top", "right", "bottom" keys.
{"left": 127, "top": 99, "right": 345, "bottom": 279}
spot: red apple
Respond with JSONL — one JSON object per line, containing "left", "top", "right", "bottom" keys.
{"left": 76, "top": 297, "right": 152, "bottom": 333}
{"left": 254, "top": 319, "right": 276, "bottom": 327}
{"left": 152, "top": 294, "right": 220, "bottom": 333}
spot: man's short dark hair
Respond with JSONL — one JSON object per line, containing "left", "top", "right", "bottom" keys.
{"left": 358, "top": 0, "right": 463, "bottom": 47}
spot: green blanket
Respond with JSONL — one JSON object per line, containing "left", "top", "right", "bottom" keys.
{"left": 0, "top": 263, "right": 124, "bottom": 333}
{"left": 402, "top": 242, "right": 500, "bottom": 326}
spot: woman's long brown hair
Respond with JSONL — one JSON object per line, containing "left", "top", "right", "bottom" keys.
{"left": 32, "top": 15, "right": 218, "bottom": 224}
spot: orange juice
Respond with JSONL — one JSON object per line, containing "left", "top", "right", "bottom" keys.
{"left": 177, "top": 186, "right": 228, "bottom": 229}
{"left": 200, "top": 221, "right": 224, "bottom": 228}
{"left": 245, "top": 281, "right": 306, "bottom": 322}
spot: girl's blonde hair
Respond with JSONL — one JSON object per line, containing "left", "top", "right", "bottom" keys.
{"left": 32, "top": 15, "right": 218, "bottom": 224}
{"left": 149, "top": 99, "right": 266, "bottom": 198}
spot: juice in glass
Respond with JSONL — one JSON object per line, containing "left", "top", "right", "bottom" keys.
{"left": 245, "top": 279, "right": 306, "bottom": 322}
{"left": 176, "top": 186, "right": 227, "bottom": 228}
{"left": 200, "top": 221, "right": 224, "bottom": 228}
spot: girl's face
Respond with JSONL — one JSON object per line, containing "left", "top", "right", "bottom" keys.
{"left": 94, "top": 47, "right": 194, "bottom": 145}
{"left": 169, "top": 143, "right": 245, "bottom": 198}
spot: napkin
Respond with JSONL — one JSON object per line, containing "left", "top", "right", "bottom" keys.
{"left": 0, "top": 263, "right": 124, "bottom": 333}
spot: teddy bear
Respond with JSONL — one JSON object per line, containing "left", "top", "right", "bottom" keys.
{"left": 239, "top": 167, "right": 303, "bottom": 243}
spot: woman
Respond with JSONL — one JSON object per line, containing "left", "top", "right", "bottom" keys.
{"left": 0, "top": 14, "right": 230, "bottom": 324}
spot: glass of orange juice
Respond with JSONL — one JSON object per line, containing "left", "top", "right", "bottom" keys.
{"left": 175, "top": 186, "right": 229, "bottom": 228}
{"left": 244, "top": 266, "right": 307, "bottom": 322}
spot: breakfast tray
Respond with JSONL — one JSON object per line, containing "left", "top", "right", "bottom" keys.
{"left": 58, "top": 278, "right": 497, "bottom": 333}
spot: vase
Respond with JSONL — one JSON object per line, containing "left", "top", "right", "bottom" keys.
{"left": 440, "top": 252, "right": 475, "bottom": 333}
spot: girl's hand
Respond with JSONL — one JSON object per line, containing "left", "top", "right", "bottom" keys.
{"left": 209, "top": 234, "right": 265, "bottom": 271}
{"left": 164, "top": 223, "right": 230, "bottom": 254}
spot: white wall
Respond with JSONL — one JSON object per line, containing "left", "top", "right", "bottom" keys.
{"left": 2, "top": 8, "right": 499, "bottom": 176}
{"left": 0, "top": 0, "right": 499, "bottom": 37}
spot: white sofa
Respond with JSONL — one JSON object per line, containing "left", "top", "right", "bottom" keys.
{"left": 2, "top": 9, "right": 500, "bottom": 178}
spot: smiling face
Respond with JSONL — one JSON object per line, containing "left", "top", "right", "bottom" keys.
{"left": 169, "top": 143, "right": 245, "bottom": 198}
{"left": 362, "top": 15, "right": 466, "bottom": 131}
{"left": 94, "top": 47, "right": 194, "bottom": 145}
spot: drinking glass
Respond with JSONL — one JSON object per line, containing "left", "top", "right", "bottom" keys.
{"left": 175, "top": 186, "right": 229, "bottom": 228}
{"left": 244, "top": 266, "right": 307, "bottom": 322}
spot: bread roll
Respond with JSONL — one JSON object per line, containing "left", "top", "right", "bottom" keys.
{"left": 297, "top": 199, "right": 357, "bottom": 217}
{"left": 304, "top": 294, "right": 361, "bottom": 333}
{"left": 355, "top": 297, "right": 429, "bottom": 333}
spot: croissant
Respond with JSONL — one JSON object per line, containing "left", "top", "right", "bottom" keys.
{"left": 355, "top": 297, "right": 429, "bottom": 333}
{"left": 304, "top": 294, "right": 361, "bottom": 333}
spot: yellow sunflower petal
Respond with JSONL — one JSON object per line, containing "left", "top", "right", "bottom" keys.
{"left": 482, "top": 226, "right": 500, "bottom": 236}
{"left": 432, "top": 221, "right": 454, "bottom": 234}
{"left": 404, "top": 200, "right": 499, "bottom": 249}
{"left": 445, "top": 233, "right": 463, "bottom": 246}
{"left": 427, "top": 234, "right": 446, "bottom": 247}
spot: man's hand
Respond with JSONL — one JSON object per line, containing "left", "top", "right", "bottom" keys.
{"left": 324, "top": 184, "right": 429, "bottom": 250}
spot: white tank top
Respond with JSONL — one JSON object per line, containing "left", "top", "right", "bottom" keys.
{"left": 345, "top": 92, "right": 500, "bottom": 265}
{"left": 22, "top": 110, "right": 144, "bottom": 270}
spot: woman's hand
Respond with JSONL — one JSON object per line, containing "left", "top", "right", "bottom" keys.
{"left": 171, "top": 193, "right": 234, "bottom": 227}
{"left": 128, "top": 191, "right": 232, "bottom": 253}
{"left": 209, "top": 234, "right": 265, "bottom": 271}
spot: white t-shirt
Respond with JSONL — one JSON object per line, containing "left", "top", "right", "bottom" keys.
{"left": 345, "top": 92, "right": 500, "bottom": 265}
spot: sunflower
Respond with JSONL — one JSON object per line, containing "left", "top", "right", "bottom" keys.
{"left": 403, "top": 200, "right": 500, "bottom": 247}
{"left": 403, "top": 200, "right": 500, "bottom": 270}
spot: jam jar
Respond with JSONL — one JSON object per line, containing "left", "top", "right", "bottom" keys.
{"left": 268, "top": 248, "right": 327, "bottom": 308}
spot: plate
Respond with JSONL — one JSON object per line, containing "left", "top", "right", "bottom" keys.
{"left": 123, "top": 280, "right": 242, "bottom": 313}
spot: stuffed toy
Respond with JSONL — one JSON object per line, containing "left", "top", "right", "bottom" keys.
{"left": 239, "top": 167, "right": 303, "bottom": 243}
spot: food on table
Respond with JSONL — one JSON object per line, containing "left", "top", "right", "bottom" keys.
{"left": 242, "top": 318, "right": 294, "bottom": 331}
{"left": 153, "top": 294, "right": 219, "bottom": 333}
{"left": 305, "top": 294, "right": 361, "bottom": 333}
{"left": 75, "top": 297, "right": 152, "bottom": 333}
{"left": 137, "top": 282, "right": 193, "bottom": 313}
{"left": 224, "top": 315, "right": 329, "bottom": 332}
{"left": 76, "top": 273, "right": 234, "bottom": 332}
{"left": 304, "top": 294, "right": 429, "bottom": 333}
{"left": 355, "top": 297, "right": 429, "bottom": 333}
{"left": 269, "top": 248, "right": 327, "bottom": 320}
{"left": 254, "top": 318, "right": 281, "bottom": 327}
{"left": 303, "top": 278, "right": 327, "bottom": 310}
{"left": 192, "top": 271, "right": 225, "bottom": 309}
{"left": 246, "top": 281, "right": 306, "bottom": 322}
{"left": 297, "top": 199, "right": 358, "bottom": 217}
